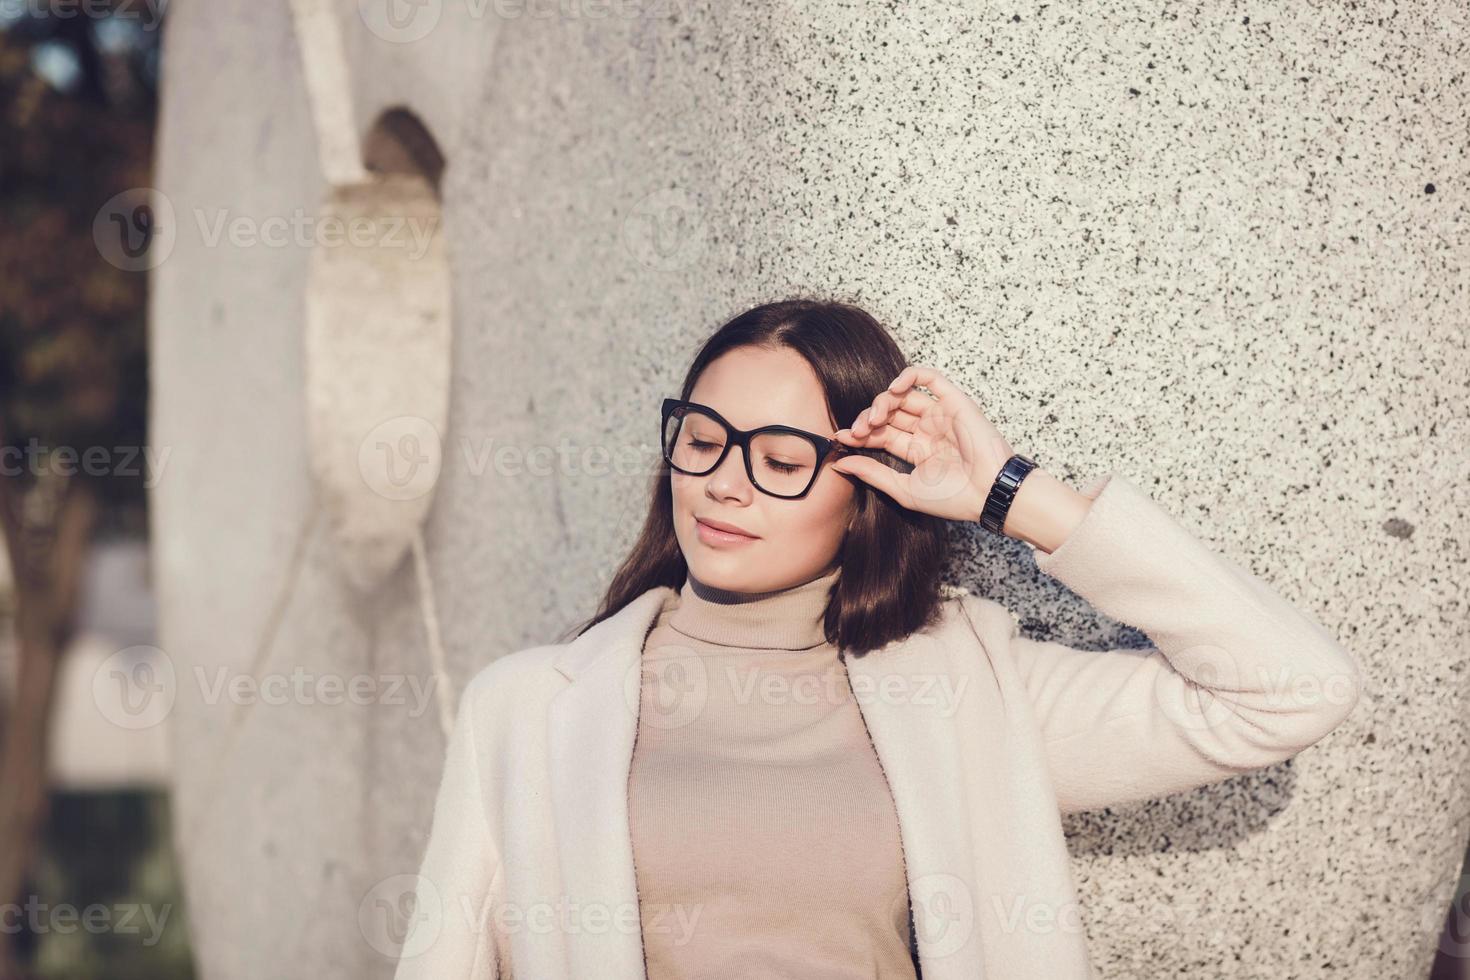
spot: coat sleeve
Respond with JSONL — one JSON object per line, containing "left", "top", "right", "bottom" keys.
{"left": 999, "top": 471, "right": 1364, "bottom": 815}
{"left": 394, "top": 675, "right": 502, "bottom": 980}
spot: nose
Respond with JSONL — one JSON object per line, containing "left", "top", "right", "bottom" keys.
{"left": 705, "top": 442, "right": 755, "bottom": 500}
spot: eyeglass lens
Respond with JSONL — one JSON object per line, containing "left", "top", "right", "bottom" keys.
{"left": 663, "top": 406, "right": 820, "bottom": 497}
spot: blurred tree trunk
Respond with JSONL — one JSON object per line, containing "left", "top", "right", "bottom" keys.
{"left": 0, "top": 415, "right": 98, "bottom": 978}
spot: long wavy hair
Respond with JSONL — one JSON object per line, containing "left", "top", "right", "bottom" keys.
{"left": 566, "top": 297, "right": 951, "bottom": 658}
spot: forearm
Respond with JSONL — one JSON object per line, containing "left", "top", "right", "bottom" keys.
{"left": 1026, "top": 470, "right": 1364, "bottom": 747}
{"left": 999, "top": 467, "right": 1094, "bottom": 554}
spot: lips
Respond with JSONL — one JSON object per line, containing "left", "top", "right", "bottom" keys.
{"left": 696, "top": 516, "right": 758, "bottom": 539}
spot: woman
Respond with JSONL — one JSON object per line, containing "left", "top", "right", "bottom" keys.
{"left": 392, "top": 299, "right": 1362, "bottom": 980}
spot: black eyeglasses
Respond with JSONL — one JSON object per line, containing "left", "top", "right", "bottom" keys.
{"left": 661, "top": 397, "right": 887, "bottom": 499}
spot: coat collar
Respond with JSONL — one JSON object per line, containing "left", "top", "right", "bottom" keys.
{"left": 551, "top": 585, "right": 675, "bottom": 683}
{"left": 545, "top": 583, "right": 992, "bottom": 980}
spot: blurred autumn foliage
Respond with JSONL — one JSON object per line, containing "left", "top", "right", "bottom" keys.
{"left": 0, "top": 6, "right": 153, "bottom": 477}
{"left": 1, "top": 4, "right": 162, "bottom": 976}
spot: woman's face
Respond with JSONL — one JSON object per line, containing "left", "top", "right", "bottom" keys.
{"left": 670, "top": 345, "right": 858, "bottom": 593}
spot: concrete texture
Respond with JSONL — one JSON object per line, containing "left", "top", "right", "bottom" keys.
{"left": 148, "top": 0, "right": 1469, "bottom": 977}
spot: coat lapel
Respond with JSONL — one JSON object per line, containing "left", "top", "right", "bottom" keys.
{"left": 547, "top": 587, "right": 672, "bottom": 980}
{"left": 844, "top": 631, "right": 988, "bottom": 980}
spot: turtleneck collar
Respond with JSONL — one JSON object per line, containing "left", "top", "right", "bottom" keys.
{"left": 665, "top": 564, "right": 841, "bottom": 651}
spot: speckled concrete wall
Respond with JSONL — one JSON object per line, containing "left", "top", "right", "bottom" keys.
{"left": 150, "top": 1, "right": 1468, "bottom": 977}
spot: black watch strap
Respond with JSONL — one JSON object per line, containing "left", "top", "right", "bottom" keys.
{"left": 979, "top": 454, "right": 1038, "bottom": 536}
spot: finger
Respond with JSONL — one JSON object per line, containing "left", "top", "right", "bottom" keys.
{"left": 848, "top": 403, "right": 924, "bottom": 440}
{"left": 842, "top": 411, "right": 953, "bottom": 472}
{"left": 888, "top": 365, "right": 984, "bottom": 430}
{"left": 864, "top": 387, "right": 939, "bottom": 430}
{"left": 830, "top": 454, "right": 910, "bottom": 507}
{"left": 852, "top": 397, "right": 964, "bottom": 448}
{"left": 843, "top": 389, "right": 927, "bottom": 436}
{"left": 888, "top": 365, "right": 995, "bottom": 461}
{"left": 842, "top": 418, "right": 937, "bottom": 469}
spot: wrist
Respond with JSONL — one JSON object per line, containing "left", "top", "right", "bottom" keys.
{"left": 977, "top": 454, "right": 1037, "bottom": 536}
{"left": 998, "top": 468, "right": 1091, "bottom": 553}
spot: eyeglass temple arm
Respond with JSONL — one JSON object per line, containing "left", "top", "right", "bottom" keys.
{"left": 828, "top": 444, "right": 888, "bottom": 459}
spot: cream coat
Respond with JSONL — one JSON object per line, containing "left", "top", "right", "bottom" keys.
{"left": 391, "top": 471, "right": 1363, "bottom": 980}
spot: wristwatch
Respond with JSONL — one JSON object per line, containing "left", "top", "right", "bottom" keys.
{"left": 979, "top": 453, "right": 1038, "bottom": 536}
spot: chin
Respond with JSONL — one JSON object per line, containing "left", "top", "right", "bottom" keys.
{"left": 684, "top": 552, "right": 760, "bottom": 586}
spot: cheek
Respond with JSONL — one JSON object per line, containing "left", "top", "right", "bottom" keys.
{"left": 670, "top": 472, "right": 697, "bottom": 514}
{"left": 776, "top": 471, "right": 854, "bottom": 540}
{"left": 669, "top": 473, "right": 707, "bottom": 537}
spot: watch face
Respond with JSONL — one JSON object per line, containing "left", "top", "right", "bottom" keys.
{"left": 1008, "top": 456, "right": 1035, "bottom": 477}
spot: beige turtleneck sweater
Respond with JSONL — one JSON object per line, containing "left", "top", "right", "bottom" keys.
{"left": 627, "top": 565, "right": 919, "bottom": 979}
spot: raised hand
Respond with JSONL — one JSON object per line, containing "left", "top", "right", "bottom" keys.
{"left": 829, "top": 365, "right": 1018, "bottom": 524}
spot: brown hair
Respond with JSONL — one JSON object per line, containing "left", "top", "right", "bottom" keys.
{"left": 566, "top": 297, "right": 951, "bottom": 658}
